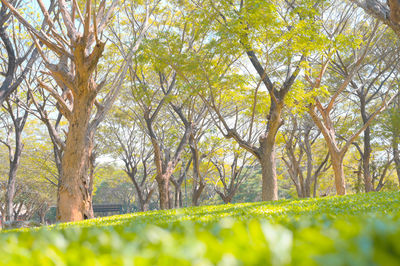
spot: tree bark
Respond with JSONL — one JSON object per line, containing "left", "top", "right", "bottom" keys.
{"left": 4, "top": 98, "right": 28, "bottom": 222}
{"left": 5, "top": 160, "right": 19, "bottom": 222}
{"left": 360, "top": 93, "right": 374, "bottom": 192}
{"left": 57, "top": 93, "right": 96, "bottom": 222}
{"left": 192, "top": 182, "right": 205, "bottom": 206}
{"left": 309, "top": 106, "right": 347, "bottom": 195}
{"left": 393, "top": 138, "right": 400, "bottom": 187}
{"left": 330, "top": 152, "right": 346, "bottom": 195}
{"left": 259, "top": 146, "right": 278, "bottom": 201}
{"left": 258, "top": 100, "right": 282, "bottom": 201}
{"left": 157, "top": 174, "right": 171, "bottom": 210}
{"left": 304, "top": 131, "right": 313, "bottom": 198}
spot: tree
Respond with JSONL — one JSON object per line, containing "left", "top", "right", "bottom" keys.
{"left": 179, "top": 0, "right": 329, "bottom": 201}
{"left": 212, "top": 144, "right": 253, "bottom": 204}
{"left": 0, "top": 0, "right": 55, "bottom": 104}
{"left": 345, "top": 34, "right": 399, "bottom": 192}
{"left": 0, "top": 90, "right": 29, "bottom": 221}
{"left": 307, "top": 18, "right": 399, "bottom": 195}
{"left": 282, "top": 116, "right": 330, "bottom": 198}
{"left": 99, "top": 109, "right": 156, "bottom": 212}
{"left": 0, "top": 0, "right": 150, "bottom": 221}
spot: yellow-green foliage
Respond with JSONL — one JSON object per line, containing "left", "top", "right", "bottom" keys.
{"left": 1, "top": 192, "right": 400, "bottom": 265}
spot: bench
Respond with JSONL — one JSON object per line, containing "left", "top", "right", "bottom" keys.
{"left": 92, "top": 204, "right": 123, "bottom": 214}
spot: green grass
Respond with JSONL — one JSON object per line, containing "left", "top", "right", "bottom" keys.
{"left": 1, "top": 192, "right": 400, "bottom": 265}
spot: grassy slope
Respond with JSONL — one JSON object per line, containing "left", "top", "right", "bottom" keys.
{"left": 1, "top": 192, "right": 400, "bottom": 265}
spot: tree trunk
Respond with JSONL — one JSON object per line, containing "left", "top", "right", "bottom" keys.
{"left": 128, "top": 172, "right": 145, "bottom": 212}
{"left": 393, "top": 139, "right": 400, "bottom": 187}
{"left": 57, "top": 94, "right": 95, "bottom": 222}
{"left": 192, "top": 182, "right": 205, "bottom": 206}
{"left": 362, "top": 129, "right": 374, "bottom": 192}
{"left": 304, "top": 131, "right": 313, "bottom": 198}
{"left": 5, "top": 131, "right": 23, "bottom": 222}
{"left": 157, "top": 173, "right": 171, "bottom": 210}
{"left": 5, "top": 165, "right": 17, "bottom": 222}
{"left": 259, "top": 101, "right": 282, "bottom": 201}
{"left": 331, "top": 152, "right": 346, "bottom": 195}
{"left": 309, "top": 106, "right": 347, "bottom": 196}
{"left": 360, "top": 94, "right": 374, "bottom": 192}
{"left": 259, "top": 140, "right": 278, "bottom": 201}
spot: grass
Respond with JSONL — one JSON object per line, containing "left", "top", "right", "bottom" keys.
{"left": 1, "top": 192, "right": 400, "bottom": 265}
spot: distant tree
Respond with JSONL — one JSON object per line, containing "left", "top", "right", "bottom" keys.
{"left": 211, "top": 145, "right": 253, "bottom": 204}
{"left": 0, "top": 90, "right": 29, "bottom": 222}
{"left": 306, "top": 12, "right": 398, "bottom": 195}
{"left": 282, "top": 116, "right": 330, "bottom": 198}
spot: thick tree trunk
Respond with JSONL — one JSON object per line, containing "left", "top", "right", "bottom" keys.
{"left": 259, "top": 101, "right": 282, "bottom": 201}
{"left": 192, "top": 182, "right": 205, "bottom": 206}
{"left": 259, "top": 139, "right": 278, "bottom": 201}
{"left": 216, "top": 191, "right": 234, "bottom": 204}
{"left": 57, "top": 95, "right": 95, "bottom": 222}
{"left": 331, "top": 152, "right": 346, "bottom": 195}
{"left": 157, "top": 173, "right": 171, "bottom": 210}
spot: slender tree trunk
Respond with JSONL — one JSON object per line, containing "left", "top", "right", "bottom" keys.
{"left": 5, "top": 164, "right": 17, "bottom": 222}
{"left": 129, "top": 175, "right": 145, "bottom": 211}
{"left": 313, "top": 174, "right": 318, "bottom": 198}
{"left": 57, "top": 94, "right": 95, "bottom": 222}
{"left": 178, "top": 190, "right": 183, "bottom": 207}
{"left": 5, "top": 131, "right": 23, "bottom": 222}
{"left": 362, "top": 129, "right": 374, "bottom": 192}
{"left": 360, "top": 95, "right": 374, "bottom": 192}
{"left": 393, "top": 139, "right": 400, "bottom": 187}
{"left": 304, "top": 132, "right": 313, "bottom": 198}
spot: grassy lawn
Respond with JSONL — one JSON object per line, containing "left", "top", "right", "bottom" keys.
{"left": 1, "top": 192, "right": 400, "bottom": 265}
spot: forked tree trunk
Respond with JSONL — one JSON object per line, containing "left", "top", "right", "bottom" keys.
{"left": 309, "top": 107, "right": 347, "bottom": 196}
{"left": 216, "top": 191, "right": 234, "bottom": 204}
{"left": 57, "top": 93, "right": 95, "bottom": 222}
